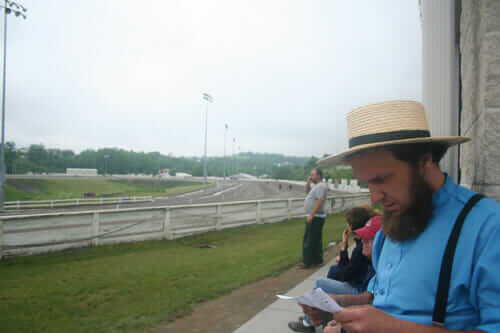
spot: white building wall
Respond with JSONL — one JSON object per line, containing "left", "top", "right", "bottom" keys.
{"left": 421, "top": 0, "right": 500, "bottom": 200}
{"left": 420, "top": 0, "right": 460, "bottom": 182}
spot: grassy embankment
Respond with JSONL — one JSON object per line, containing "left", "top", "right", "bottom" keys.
{"left": 0, "top": 214, "right": 346, "bottom": 333}
{"left": 4, "top": 178, "right": 212, "bottom": 201}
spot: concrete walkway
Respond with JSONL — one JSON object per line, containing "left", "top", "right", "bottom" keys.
{"left": 234, "top": 259, "right": 334, "bottom": 333}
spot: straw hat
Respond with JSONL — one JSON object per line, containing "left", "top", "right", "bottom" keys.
{"left": 318, "top": 100, "right": 470, "bottom": 165}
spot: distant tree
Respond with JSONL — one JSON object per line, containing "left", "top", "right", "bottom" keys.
{"left": 5, "top": 141, "right": 323, "bottom": 180}
{"left": 168, "top": 168, "right": 177, "bottom": 176}
{"left": 27, "top": 144, "right": 48, "bottom": 170}
{"left": 5, "top": 141, "right": 16, "bottom": 174}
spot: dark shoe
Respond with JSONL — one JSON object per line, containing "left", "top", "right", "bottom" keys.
{"left": 288, "top": 320, "right": 315, "bottom": 333}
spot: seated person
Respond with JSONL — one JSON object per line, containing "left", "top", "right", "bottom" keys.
{"left": 288, "top": 215, "right": 381, "bottom": 333}
{"left": 327, "top": 206, "right": 380, "bottom": 286}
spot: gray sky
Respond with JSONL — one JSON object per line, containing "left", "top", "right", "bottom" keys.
{"left": 5, "top": 0, "right": 421, "bottom": 157}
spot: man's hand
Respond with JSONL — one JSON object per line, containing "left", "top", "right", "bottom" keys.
{"left": 307, "top": 215, "right": 313, "bottom": 223}
{"left": 324, "top": 320, "right": 342, "bottom": 333}
{"left": 305, "top": 176, "right": 312, "bottom": 194}
{"left": 334, "top": 305, "right": 392, "bottom": 333}
{"left": 342, "top": 227, "right": 349, "bottom": 250}
{"left": 342, "top": 227, "right": 349, "bottom": 243}
{"left": 299, "top": 304, "right": 332, "bottom": 326}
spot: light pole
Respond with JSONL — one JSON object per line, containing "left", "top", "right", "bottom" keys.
{"left": 0, "top": 1, "right": 26, "bottom": 211}
{"left": 237, "top": 145, "right": 240, "bottom": 175}
{"left": 202, "top": 93, "right": 213, "bottom": 185}
{"left": 231, "top": 137, "right": 235, "bottom": 179}
{"left": 223, "top": 123, "right": 228, "bottom": 187}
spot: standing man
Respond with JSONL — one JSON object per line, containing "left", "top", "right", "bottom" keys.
{"left": 300, "top": 100, "right": 500, "bottom": 332}
{"left": 300, "top": 167, "right": 328, "bottom": 269}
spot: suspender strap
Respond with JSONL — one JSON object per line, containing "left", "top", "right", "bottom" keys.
{"left": 431, "top": 193, "right": 484, "bottom": 327}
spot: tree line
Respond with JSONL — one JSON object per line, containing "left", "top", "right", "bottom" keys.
{"left": 3, "top": 142, "right": 353, "bottom": 181}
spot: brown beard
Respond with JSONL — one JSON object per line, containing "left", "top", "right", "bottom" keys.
{"left": 382, "top": 168, "right": 434, "bottom": 242}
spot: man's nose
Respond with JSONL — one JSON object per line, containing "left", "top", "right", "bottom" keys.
{"left": 369, "top": 185, "right": 384, "bottom": 204}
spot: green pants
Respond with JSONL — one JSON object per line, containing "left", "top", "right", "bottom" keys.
{"left": 302, "top": 216, "right": 325, "bottom": 266}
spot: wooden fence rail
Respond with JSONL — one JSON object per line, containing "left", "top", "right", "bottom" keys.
{"left": 4, "top": 196, "right": 154, "bottom": 210}
{"left": 0, "top": 193, "right": 371, "bottom": 259}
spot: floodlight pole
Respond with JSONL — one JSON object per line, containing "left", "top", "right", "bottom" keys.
{"left": 231, "top": 137, "right": 235, "bottom": 178}
{"left": 0, "top": 0, "right": 27, "bottom": 211}
{"left": 223, "top": 123, "right": 228, "bottom": 187}
{"left": 203, "top": 103, "right": 208, "bottom": 184}
{"left": 202, "top": 93, "right": 213, "bottom": 185}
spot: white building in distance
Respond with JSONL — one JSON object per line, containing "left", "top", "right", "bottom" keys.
{"left": 66, "top": 168, "right": 98, "bottom": 176}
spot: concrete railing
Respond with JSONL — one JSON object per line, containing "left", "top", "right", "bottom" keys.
{"left": 0, "top": 193, "right": 370, "bottom": 259}
{"left": 4, "top": 196, "right": 154, "bottom": 210}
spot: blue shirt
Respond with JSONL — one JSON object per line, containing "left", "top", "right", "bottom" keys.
{"left": 367, "top": 176, "right": 500, "bottom": 331}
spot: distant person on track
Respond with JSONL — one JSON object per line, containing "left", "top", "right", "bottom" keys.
{"left": 298, "top": 168, "right": 328, "bottom": 269}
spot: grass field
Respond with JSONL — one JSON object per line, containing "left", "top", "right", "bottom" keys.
{"left": 0, "top": 214, "right": 346, "bottom": 333}
{"left": 4, "top": 178, "right": 212, "bottom": 201}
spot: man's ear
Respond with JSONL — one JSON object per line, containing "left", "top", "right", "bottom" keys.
{"left": 419, "top": 152, "right": 434, "bottom": 171}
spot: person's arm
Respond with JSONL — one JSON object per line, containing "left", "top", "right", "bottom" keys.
{"left": 336, "top": 242, "right": 368, "bottom": 282}
{"left": 305, "top": 176, "right": 312, "bottom": 194}
{"left": 339, "top": 227, "right": 350, "bottom": 265}
{"left": 300, "top": 292, "right": 373, "bottom": 326}
{"left": 333, "top": 291, "right": 373, "bottom": 307}
{"left": 334, "top": 306, "right": 486, "bottom": 333}
{"left": 338, "top": 248, "right": 349, "bottom": 267}
{"left": 307, "top": 198, "right": 324, "bottom": 223}
{"left": 307, "top": 183, "right": 327, "bottom": 222}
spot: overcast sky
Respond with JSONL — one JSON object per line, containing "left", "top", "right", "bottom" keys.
{"left": 5, "top": 0, "right": 421, "bottom": 157}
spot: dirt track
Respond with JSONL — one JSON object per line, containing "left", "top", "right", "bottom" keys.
{"left": 3, "top": 181, "right": 345, "bottom": 216}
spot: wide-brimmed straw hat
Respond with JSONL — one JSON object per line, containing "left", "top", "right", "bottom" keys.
{"left": 318, "top": 100, "right": 470, "bottom": 165}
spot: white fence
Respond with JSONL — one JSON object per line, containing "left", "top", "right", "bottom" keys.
{"left": 4, "top": 196, "right": 154, "bottom": 210}
{"left": 0, "top": 193, "right": 370, "bottom": 259}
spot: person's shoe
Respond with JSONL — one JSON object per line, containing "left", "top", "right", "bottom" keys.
{"left": 288, "top": 320, "right": 315, "bottom": 332}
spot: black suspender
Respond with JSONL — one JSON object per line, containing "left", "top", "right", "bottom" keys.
{"left": 431, "top": 193, "right": 484, "bottom": 327}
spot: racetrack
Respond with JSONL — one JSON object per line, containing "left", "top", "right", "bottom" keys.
{"left": 1, "top": 180, "right": 346, "bottom": 216}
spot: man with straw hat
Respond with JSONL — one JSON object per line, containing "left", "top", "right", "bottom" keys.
{"left": 299, "top": 100, "right": 500, "bottom": 332}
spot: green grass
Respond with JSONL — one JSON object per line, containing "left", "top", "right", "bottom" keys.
{"left": 4, "top": 178, "right": 211, "bottom": 201}
{"left": 0, "top": 214, "right": 346, "bottom": 333}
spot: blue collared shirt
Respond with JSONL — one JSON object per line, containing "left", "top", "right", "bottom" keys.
{"left": 367, "top": 176, "right": 500, "bottom": 331}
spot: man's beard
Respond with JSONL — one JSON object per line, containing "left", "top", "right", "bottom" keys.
{"left": 382, "top": 168, "right": 434, "bottom": 242}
